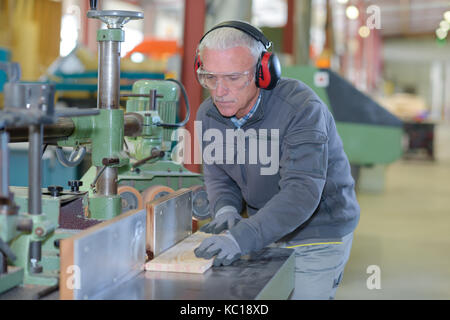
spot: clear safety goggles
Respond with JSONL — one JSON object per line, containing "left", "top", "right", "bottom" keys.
{"left": 196, "top": 68, "right": 254, "bottom": 90}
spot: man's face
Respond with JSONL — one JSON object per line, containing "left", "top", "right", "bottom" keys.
{"left": 201, "top": 46, "right": 260, "bottom": 119}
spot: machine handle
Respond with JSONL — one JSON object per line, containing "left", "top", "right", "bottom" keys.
{"left": 131, "top": 149, "right": 165, "bottom": 171}
{"left": 55, "top": 146, "right": 86, "bottom": 168}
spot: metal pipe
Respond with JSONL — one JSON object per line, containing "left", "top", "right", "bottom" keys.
{"left": 29, "top": 241, "right": 43, "bottom": 274}
{"left": 28, "top": 125, "right": 42, "bottom": 216}
{"left": 27, "top": 125, "right": 43, "bottom": 274}
{"left": 6, "top": 114, "right": 142, "bottom": 142}
{"left": 96, "top": 166, "right": 118, "bottom": 196}
{"left": 6, "top": 118, "right": 75, "bottom": 143}
{"left": 16, "top": 217, "right": 33, "bottom": 232}
{"left": 96, "top": 38, "right": 121, "bottom": 196}
{"left": 98, "top": 40, "right": 121, "bottom": 110}
{"left": 0, "top": 131, "right": 9, "bottom": 198}
{"left": 124, "top": 112, "right": 143, "bottom": 137}
{"left": 0, "top": 250, "right": 6, "bottom": 274}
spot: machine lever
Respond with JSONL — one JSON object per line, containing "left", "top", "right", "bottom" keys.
{"left": 131, "top": 149, "right": 165, "bottom": 171}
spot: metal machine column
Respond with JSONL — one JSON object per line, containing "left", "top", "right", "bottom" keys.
{"left": 86, "top": 3, "right": 143, "bottom": 220}
{"left": 28, "top": 124, "right": 44, "bottom": 274}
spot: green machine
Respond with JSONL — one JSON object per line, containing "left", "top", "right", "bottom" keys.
{"left": 75, "top": 79, "right": 206, "bottom": 219}
{"left": 0, "top": 4, "right": 208, "bottom": 296}
{"left": 282, "top": 65, "right": 403, "bottom": 175}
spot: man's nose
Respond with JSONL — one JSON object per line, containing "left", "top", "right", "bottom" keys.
{"left": 214, "top": 78, "right": 229, "bottom": 96}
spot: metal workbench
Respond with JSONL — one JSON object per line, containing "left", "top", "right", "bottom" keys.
{"left": 0, "top": 247, "right": 294, "bottom": 300}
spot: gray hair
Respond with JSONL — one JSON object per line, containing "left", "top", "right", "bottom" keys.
{"left": 198, "top": 26, "right": 265, "bottom": 64}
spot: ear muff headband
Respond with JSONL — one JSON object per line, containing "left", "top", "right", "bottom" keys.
{"left": 199, "top": 20, "right": 272, "bottom": 50}
{"left": 196, "top": 20, "right": 281, "bottom": 90}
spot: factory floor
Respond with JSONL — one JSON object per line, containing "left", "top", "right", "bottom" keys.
{"left": 335, "top": 159, "right": 450, "bottom": 300}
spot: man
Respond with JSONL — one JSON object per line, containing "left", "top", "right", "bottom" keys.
{"left": 193, "top": 21, "right": 360, "bottom": 300}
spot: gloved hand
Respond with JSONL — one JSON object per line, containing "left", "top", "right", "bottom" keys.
{"left": 200, "top": 206, "right": 242, "bottom": 234}
{"left": 194, "top": 231, "right": 242, "bottom": 266}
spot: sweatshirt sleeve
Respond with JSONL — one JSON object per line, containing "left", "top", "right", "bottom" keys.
{"left": 230, "top": 100, "right": 329, "bottom": 254}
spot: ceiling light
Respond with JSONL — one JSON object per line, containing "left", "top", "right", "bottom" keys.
{"left": 440, "top": 20, "right": 450, "bottom": 32}
{"left": 436, "top": 28, "right": 448, "bottom": 40}
{"left": 130, "top": 52, "right": 145, "bottom": 63}
{"left": 359, "top": 26, "right": 371, "bottom": 38}
{"left": 346, "top": 5, "right": 359, "bottom": 20}
{"left": 444, "top": 11, "right": 450, "bottom": 23}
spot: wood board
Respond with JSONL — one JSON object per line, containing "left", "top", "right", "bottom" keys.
{"left": 145, "top": 232, "right": 214, "bottom": 274}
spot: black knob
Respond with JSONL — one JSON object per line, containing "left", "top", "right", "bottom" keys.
{"left": 68, "top": 180, "right": 83, "bottom": 192}
{"left": 47, "top": 185, "right": 63, "bottom": 197}
{"left": 90, "top": 0, "right": 97, "bottom": 10}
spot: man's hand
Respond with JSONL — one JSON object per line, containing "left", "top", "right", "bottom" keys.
{"left": 200, "top": 206, "right": 242, "bottom": 234}
{"left": 194, "top": 232, "right": 242, "bottom": 266}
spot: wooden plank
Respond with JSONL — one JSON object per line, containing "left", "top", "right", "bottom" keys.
{"left": 59, "top": 232, "right": 75, "bottom": 300}
{"left": 145, "top": 232, "right": 214, "bottom": 274}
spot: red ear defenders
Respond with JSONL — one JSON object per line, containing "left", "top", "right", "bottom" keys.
{"left": 194, "top": 20, "right": 281, "bottom": 90}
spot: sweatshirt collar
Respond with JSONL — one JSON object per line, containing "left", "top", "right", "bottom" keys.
{"left": 206, "top": 90, "right": 266, "bottom": 128}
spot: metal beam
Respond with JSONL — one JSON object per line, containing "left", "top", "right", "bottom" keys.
{"left": 180, "top": 0, "right": 206, "bottom": 174}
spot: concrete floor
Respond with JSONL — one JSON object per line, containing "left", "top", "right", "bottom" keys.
{"left": 336, "top": 159, "right": 450, "bottom": 300}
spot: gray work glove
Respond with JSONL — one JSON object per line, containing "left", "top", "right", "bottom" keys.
{"left": 194, "top": 231, "right": 242, "bottom": 266}
{"left": 200, "top": 206, "right": 242, "bottom": 234}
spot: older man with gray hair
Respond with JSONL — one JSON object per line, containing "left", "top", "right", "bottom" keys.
{"left": 193, "top": 20, "right": 360, "bottom": 300}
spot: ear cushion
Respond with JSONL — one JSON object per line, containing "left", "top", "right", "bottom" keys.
{"left": 256, "top": 52, "right": 281, "bottom": 90}
{"left": 194, "top": 52, "right": 202, "bottom": 73}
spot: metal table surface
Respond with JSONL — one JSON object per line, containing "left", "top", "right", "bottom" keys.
{"left": 0, "top": 247, "right": 294, "bottom": 300}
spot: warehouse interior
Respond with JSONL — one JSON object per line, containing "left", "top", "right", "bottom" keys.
{"left": 0, "top": 0, "right": 449, "bottom": 300}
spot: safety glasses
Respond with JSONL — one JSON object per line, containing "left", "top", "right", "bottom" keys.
{"left": 196, "top": 68, "right": 254, "bottom": 90}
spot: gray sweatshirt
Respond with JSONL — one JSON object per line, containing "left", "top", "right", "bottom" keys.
{"left": 196, "top": 78, "right": 360, "bottom": 254}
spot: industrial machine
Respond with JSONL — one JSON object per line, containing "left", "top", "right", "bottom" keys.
{"left": 0, "top": 1, "right": 294, "bottom": 300}
{"left": 282, "top": 65, "right": 403, "bottom": 167}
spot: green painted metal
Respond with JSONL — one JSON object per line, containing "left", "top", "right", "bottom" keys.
{"left": 57, "top": 115, "right": 94, "bottom": 148}
{"left": 0, "top": 267, "right": 24, "bottom": 294}
{"left": 97, "top": 29, "right": 124, "bottom": 42}
{"left": 336, "top": 122, "right": 403, "bottom": 165}
{"left": 281, "top": 65, "right": 403, "bottom": 165}
{"left": 126, "top": 79, "right": 178, "bottom": 112}
{"left": 126, "top": 80, "right": 179, "bottom": 155}
{"left": 58, "top": 108, "right": 128, "bottom": 220}
{"left": 79, "top": 166, "right": 96, "bottom": 198}
{"left": 7, "top": 188, "right": 74, "bottom": 286}
{"left": 135, "top": 112, "right": 163, "bottom": 160}
{"left": 281, "top": 65, "right": 332, "bottom": 111}
{"left": 118, "top": 160, "right": 203, "bottom": 192}
{"left": 91, "top": 109, "right": 128, "bottom": 167}
{"left": 0, "top": 212, "right": 18, "bottom": 242}
{"left": 58, "top": 109, "right": 128, "bottom": 168}
{"left": 88, "top": 195, "right": 121, "bottom": 220}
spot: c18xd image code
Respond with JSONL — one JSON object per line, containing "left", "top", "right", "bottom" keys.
{"left": 222, "top": 304, "right": 269, "bottom": 315}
